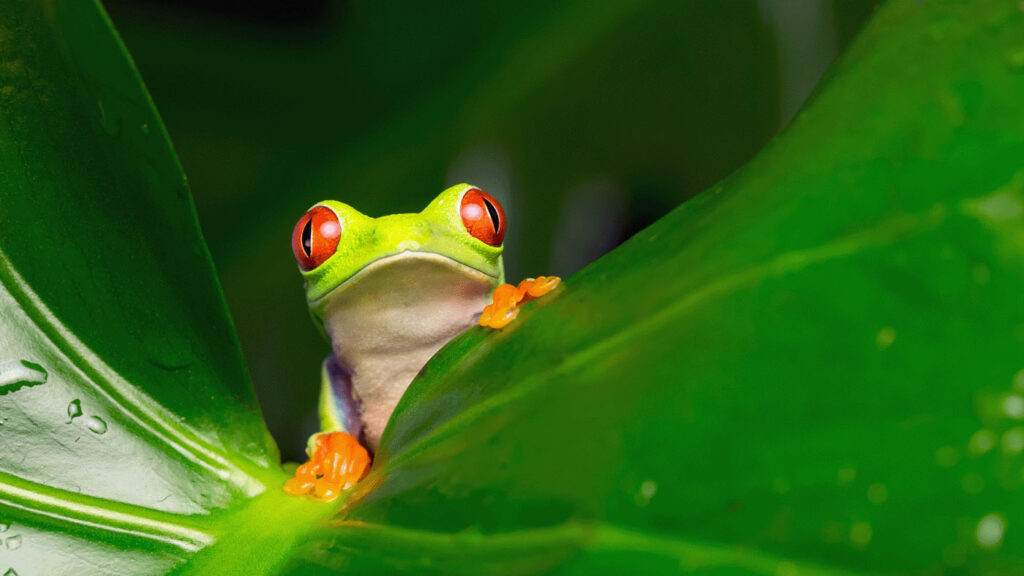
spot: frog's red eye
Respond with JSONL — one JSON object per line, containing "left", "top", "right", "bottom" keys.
{"left": 460, "top": 188, "right": 505, "bottom": 247}
{"left": 292, "top": 206, "right": 341, "bottom": 271}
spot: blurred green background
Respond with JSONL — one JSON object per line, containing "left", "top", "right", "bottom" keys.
{"left": 102, "top": 0, "right": 879, "bottom": 461}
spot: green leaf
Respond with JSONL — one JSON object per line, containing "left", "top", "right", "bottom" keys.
{"left": 2, "top": 0, "right": 1024, "bottom": 575}
{"left": 281, "top": 0, "right": 1024, "bottom": 574}
{"left": 0, "top": 1, "right": 315, "bottom": 574}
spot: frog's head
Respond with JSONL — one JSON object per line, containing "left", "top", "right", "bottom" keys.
{"left": 291, "top": 183, "right": 506, "bottom": 329}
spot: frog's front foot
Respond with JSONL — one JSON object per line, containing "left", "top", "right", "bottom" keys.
{"left": 284, "top": 431, "right": 370, "bottom": 502}
{"left": 478, "top": 276, "right": 561, "bottom": 329}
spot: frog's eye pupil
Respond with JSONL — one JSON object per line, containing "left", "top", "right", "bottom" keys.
{"left": 482, "top": 197, "right": 500, "bottom": 233}
{"left": 460, "top": 187, "right": 506, "bottom": 247}
{"left": 301, "top": 219, "right": 313, "bottom": 257}
{"left": 292, "top": 205, "right": 341, "bottom": 271}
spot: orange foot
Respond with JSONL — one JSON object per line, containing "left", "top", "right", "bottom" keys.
{"left": 284, "top": 431, "right": 370, "bottom": 502}
{"left": 479, "top": 276, "right": 561, "bottom": 330}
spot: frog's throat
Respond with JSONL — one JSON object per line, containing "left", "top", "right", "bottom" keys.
{"left": 315, "top": 251, "right": 499, "bottom": 450}
{"left": 308, "top": 251, "right": 499, "bottom": 312}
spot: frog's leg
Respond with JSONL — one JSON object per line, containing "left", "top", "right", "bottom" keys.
{"left": 285, "top": 355, "right": 371, "bottom": 502}
{"left": 478, "top": 276, "right": 562, "bottom": 329}
{"left": 316, "top": 354, "right": 363, "bottom": 441}
{"left": 317, "top": 359, "right": 345, "bottom": 434}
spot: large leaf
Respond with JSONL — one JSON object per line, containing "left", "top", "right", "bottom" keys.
{"left": 2, "top": 0, "right": 1023, "bottom": 575}
{"left": 280, "top": 0, "right": 1024, "bottom": 574}
{"left": 0, "top": 1, "right": 298, "bottom": 574}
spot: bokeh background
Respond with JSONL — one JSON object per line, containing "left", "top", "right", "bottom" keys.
{"left": 102, "top": 0, "right": 879, "bottom": 461}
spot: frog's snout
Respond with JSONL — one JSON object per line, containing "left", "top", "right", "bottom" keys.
{"left": 395, "top": 240, "right": 423, "bottom": 252}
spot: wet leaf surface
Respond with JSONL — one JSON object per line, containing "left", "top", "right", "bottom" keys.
{"left": 2, "top": 0, "right": 1022, "bottom": 574}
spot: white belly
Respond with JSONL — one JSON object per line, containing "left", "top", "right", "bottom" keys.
{"left": 319, "top": 252, "right": 496, "bottom": 449}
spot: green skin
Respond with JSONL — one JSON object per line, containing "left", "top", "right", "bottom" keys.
{"left": 299, "top": 184, "right": 505, "bottom": 452}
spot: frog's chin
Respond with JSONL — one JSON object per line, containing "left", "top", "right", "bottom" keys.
{"left": 314, "top": 251, "right": 499, "bottom": 449}
{"left": 310, "top": 250, "right": 498, "bottom": 309}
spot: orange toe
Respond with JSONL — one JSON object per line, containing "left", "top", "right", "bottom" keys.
{"left": 525, "top": 276, "right": 561, "bottom": 299}
{"left": 478, "top": 305, "right": 495, "bottom": 326}
{"left": 312, "top": 478, "right": 341, "bottom": 501}
{"left": 485, "top": 305, "right": 520, "bottom": 329}
{"left": 284, "top": 476, "right": 315, "bottom": 495}
{"left": 479, "top": 276, "right": 561, "bottom": 330}
{"left": 491, "top": 283, "right": 523, "bottom": 308}
{"left": 285, "top": 431, "right": 371, "bottom": 501}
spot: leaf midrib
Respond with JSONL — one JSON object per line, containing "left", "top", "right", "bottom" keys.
{"left": 0, "top": 470, "right": 212, "bottom": 552}
{"left": 0, "top": 249, "right": 270, "bottom": 487}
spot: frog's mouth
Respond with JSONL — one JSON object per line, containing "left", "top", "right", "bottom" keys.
{"left": 309, "top": 250, "right": 499, "bottom": 308}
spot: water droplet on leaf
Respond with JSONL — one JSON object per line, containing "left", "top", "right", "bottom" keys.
{"left": 867, "top": 483, "right": 888, "bottom": 504}
{"left": 1007, "top": 48, "right": 1024, "bottom": 71}
{"left": 976, "top": 513, "right": 1005, "bottom": 549}
{"left": 969, "top": 429, "right": 996, "bottom": 455}
{"left": 66, "top": 399, "right": 82, "bottom": 424}
{"left": 850, "top": 522, "right": 872, "bottom": 547}
{"left": 635, "top": 480, "right": 657, "bottom": 506}
{"left": 0, "top": 360, "right": 47, "bottom": 395}
{"left": 973, "top": 191, "right": 1023, "bottom": 221}
{"left": 875, "top": 327, "right": 896, "bottom": 350}
{"left": 1002, "top": 394, "right": 1024, "bottom": 419}
{"left": 4, "top": 535, "right": 20, "bottom": 550}
{"left": 1002, "top": 427, "right": 1024, "bottom": 453}
{"left": 86, "top": 416, "right": 107, "bottom": 435}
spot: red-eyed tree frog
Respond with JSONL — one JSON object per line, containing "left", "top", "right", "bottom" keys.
{"left": 284, "top": 184, "right": 560, "bottom": 501}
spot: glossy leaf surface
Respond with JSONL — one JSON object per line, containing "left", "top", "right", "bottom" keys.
{"left": 1, "top": 0, "right": 1023, "bottom": 575}
{"left": 288, "top": 0, "right": 1024, "bottom": 574}
{"left": 0, "top": 1, "right": 292, "bottom": 574}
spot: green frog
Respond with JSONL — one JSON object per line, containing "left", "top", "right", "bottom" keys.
{"left": 284, "top": 184, "right": 559, "bottom": 500}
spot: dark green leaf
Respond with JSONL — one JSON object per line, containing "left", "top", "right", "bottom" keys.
{"left": 283, "top": 1, "right": 1024, "bottom": 573}
{"left": 0, "top": 2, "right": 309, "bottom": 574}
{"left": 4, "top": 0, "right": 1024, "bottom": 574}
